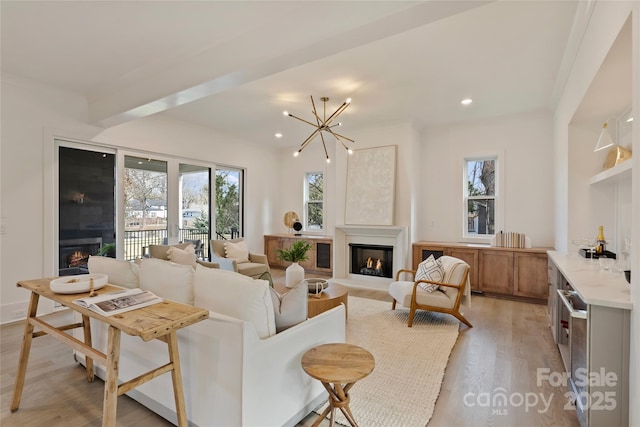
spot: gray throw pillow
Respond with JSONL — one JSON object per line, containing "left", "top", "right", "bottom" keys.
{"left": 269, "top": 281, "right": 308, "bottom": 333}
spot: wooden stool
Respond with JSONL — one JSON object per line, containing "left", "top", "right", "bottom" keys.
{"left": 301, "top": 343, "right": 375, "bottom": 427}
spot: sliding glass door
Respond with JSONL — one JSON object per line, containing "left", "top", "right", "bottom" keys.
{"left": 123, "top": 155, "right": 168, "bottom": 260}
{"left": 214, "top": 167, "right": 243, "bottom": 241}
{"left": 179, "top": 163, "right": 211, "bottom": 258}
{"left": 55, "top": 143, "right": 244, "bottom": 263}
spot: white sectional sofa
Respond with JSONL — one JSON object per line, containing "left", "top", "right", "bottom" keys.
{"left": 76, "top": 256, "right": 346, "bottom": 427}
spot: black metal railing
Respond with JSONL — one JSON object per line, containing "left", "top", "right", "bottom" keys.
{"left": 123, "top": 229, "right": 237, "bottom": 261}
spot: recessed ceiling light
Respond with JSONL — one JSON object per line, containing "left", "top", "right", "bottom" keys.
{"left": 461, "top": 98, "right": 473, "bottom": 105}
{"left": 626, "top": 117, "right": 633, "bottom": 122}
{"left": 275, "top": 133, "right": 283, "bottom": 138}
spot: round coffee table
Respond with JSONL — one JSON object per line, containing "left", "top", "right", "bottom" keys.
{"left": 307, "top": 281, "right": 348, "bottom": 319}
{"left": 301, "top": 343, "right": 375, "bottom": 427}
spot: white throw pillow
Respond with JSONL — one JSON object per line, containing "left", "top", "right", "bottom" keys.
{"left": 194, "top": 265, "right": 276, "bottom": 338}
{"left": 88, "top": 256, "right": 139, "bottom": 289}
{"left": 415, "top": 255, "right": 444, "bottom": 293}
{"left": 139, "top": 258, "right": 194, "bottom": 305}
{"left": 224, "top": 240, "right": 249, "bottom": 263}
{"left": 167, "top": 244, "right": 197, "bottom": 268}
{"left": 269, "top": 281, "right": 308, "bottom": 333}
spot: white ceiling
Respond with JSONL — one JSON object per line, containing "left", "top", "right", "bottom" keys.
{"left": 1, "top": 1, "right": 582, "bottom": 148}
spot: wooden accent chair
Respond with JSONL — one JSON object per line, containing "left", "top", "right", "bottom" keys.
{"left": 389, "top": 255, "right": 472, "bottom": 328}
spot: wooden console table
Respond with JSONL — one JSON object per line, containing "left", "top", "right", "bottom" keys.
{"left": 10, "top": 278, "right": 209, "bottom": 427}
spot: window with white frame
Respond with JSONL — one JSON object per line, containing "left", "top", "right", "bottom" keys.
{"left": 304, "top": 172, "right": 324, "bottom": 231}
{"left": 464, "top": 157, "right": 496, "bottom": 238}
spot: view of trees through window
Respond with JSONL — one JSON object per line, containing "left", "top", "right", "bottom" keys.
{"left": 122, "top": 156, "right": 243, "bottom": 259}
{"left": 215, "top": 168, "right": 242, "bottom": 238}
{"left": 305, "top": 172, "right": 323, "bottom": 230}
{"left": 465, "top": 158, "right": 496, "bottom": 236}
{"left": 124, "top": 157, "right": 168, "bottom": 232}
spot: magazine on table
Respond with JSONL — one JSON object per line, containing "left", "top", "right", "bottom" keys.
{"left": 73, "top": 288, "right": 162, "bottom": 316}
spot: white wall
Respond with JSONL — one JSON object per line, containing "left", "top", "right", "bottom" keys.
{"left": 420, "top": 110, "right": 555, "bottom": 247}
{"left": 0, "top": 74, "right": 280, "bottom": 323}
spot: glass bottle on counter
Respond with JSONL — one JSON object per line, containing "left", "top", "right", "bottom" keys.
{"left": 596, "top": 226, "right": 606, "bottom": 254}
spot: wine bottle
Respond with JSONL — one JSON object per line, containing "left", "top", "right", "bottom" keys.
{"left": 596, "top": 226, "right": 606, "bottom": 254}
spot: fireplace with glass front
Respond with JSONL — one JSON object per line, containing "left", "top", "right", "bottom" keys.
{"left": 349, "top": 243, "right": 393, "bottom": 279}
{"left": 58, "top": 237, "right": 102, "bottom": 276}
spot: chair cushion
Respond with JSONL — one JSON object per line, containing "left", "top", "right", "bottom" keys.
{"left": 139, "top": 258, "right": 195, "bottom": 305}
{"left": 148, "top": 242, "right": 192, "bottom": 260}
{"left": 194, "top": 265, "right": 276, "bottom": 338}
{"left": 389, "top": 280, "right": 454, "bottom": 309}
{"left": 269, "top": 281, "right": 308, "bottom": 333}
{"left": 211, "top": 253, "right": 236, "bottom": 271}
{"left": 237, "top": 262, "right": 269, "bottom": 278}
{"left": 88, "top": 256, "right": 139, "bottom": 289}
{"left": 167, "top": 244, "right": 197, "bottom": 268}
{"left": 439, "top": 256, "right": 469, "bottom": 299}
{"left": 415, "top": 255, "right": 444, "bottom": 292}
{"left": 224, "top": 240, "right": 250, "bottom": 263}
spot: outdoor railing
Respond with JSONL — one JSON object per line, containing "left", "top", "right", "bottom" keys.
{"left": 123, "top": 229, "right": 237, "bottom": 261}
{"left": 123, "top": 229, "right": 209, "bottom": 261}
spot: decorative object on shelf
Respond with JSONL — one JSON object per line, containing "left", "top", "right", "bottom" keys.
{"left": 602, "top": 144, "right": 632, "bottom": 169}
{"left": 491, "top": 231, "right": 531, "bottom": 248}
{"left": 594, "top": 121, "right": 615, "bottom": 152}
{"left": 283, "top": 211, "right": 300, "bottom": 234}
{"left": 292, "top": 220, "right": 303, "bottom": 236}
{"left": 277, "top": 239, "right": 312, "bottom": 288}
{"left": 284, "top": 96, "right": 354, "bottom": 163}
{"left": 594, "top": 116, "right": 633, "bottom": 169}
{"left": 596, "top": 225, "right": 606, "bottom": 254}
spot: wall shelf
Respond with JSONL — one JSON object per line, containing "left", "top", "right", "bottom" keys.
{"left": 589, "top": 160, "right": 632, "bottom": 185}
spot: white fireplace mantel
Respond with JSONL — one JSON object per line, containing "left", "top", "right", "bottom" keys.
{"left": 333, "top": 225, "right": 408, "bottom": 291}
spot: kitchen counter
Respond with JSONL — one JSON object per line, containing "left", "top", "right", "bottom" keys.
{"left": 547, "top": 251, "right": 632, "bottom": 310}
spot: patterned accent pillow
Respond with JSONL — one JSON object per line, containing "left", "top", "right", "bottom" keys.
{"left": 415, "top": 255, "right": 444, "bottom": 292}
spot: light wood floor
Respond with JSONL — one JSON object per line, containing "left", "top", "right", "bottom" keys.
{"left": 1, "top": 270, "right": 578, "bottom": 427}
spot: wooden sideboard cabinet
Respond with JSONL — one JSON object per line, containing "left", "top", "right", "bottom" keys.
{"left": 264, "top": 234, "right": 333, "bottom": 274}
{"left": 412, "top": 242, "right": 551, "bottom": 303}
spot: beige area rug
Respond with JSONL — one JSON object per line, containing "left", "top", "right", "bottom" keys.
{"left": 315, "top": 296, "right": 460, "bottom": 427}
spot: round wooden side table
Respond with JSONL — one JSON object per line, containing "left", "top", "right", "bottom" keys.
{"left": 307, "top": 281, "right": 348, "bottom": 319}
{"left": 301, "top": 343, "right": 375, "bottom": 427}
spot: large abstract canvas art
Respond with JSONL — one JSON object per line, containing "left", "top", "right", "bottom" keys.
{"left": 345, "top": 145, "right": 396, "bottom": 225}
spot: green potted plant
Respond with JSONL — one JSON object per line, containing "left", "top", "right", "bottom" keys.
{"left": 277, "top": 240, "right": 312, "bottom": 288}
{"left": 98, "top": 242, "right": 116, "bottom": 258}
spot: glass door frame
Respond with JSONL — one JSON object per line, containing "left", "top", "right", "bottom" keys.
{"left": 117, "top": 150, "right": 220, "bottom": 259}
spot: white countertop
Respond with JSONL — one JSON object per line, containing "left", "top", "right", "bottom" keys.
{"left": 548, "top": 251, "right": 632, "bottom": 310}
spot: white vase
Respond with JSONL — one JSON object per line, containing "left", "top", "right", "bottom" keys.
{"left": 285, "top": 262, "right": 305, "bottom": 288}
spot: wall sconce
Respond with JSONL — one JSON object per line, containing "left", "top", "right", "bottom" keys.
{"left": 594, "top": 121, "right": 615, "bottom": 152}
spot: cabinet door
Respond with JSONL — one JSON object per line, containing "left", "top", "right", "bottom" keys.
{"left": 412, "top": 244, "right": 446, "bottom": 270}
{"left": 479, "top": 251, "right": 513, "bottom": 295}
{"left": 547, "top": 261, "right": 558, "bottom": 343}
{"left": 315, "top": 241, "right": 332, "bottom": 272}
{"left": 446, "top": 248, "right": 479, "bottom": 291}
{"left": 264, "top": 236, "right": 283, "bottom": 268}
{"left": 514, "top": 253, "right": 548, "bottom": 300}
{"left": 299, "top": 246, "right": 316, "bottom": 271}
